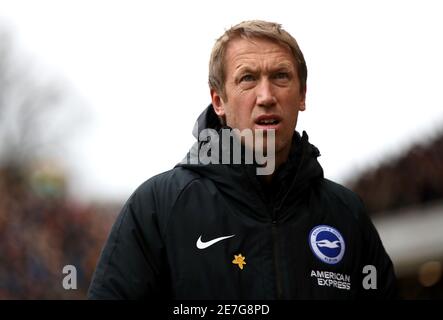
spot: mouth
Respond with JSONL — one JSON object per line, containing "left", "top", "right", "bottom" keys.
{"left": 254, "top": 115, "right": 282, "bottom": 130}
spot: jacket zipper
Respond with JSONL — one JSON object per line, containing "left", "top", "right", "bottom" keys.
{"left": 250, "top": 167, "right": 284, "bottom": 300}
{"left": 272, "top": 219, "right": 283, "bottom": 299}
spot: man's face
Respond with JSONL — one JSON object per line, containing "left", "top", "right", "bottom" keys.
{"left": 211, "top": 37, "right": 306, "bottom": 158}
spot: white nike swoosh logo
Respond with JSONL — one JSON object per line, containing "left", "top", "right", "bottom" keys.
{"left": 196, "top": 234, "right": 235, "bottom": 249}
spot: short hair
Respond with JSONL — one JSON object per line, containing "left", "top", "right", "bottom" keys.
{"left": 209, "top": 20, "right": 307, "bottom": 101}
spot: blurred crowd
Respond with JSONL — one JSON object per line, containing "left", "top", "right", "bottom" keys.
{"left": 348, "top": 132, "right": 443, "bottom": 215}
{"left": 0, "top": 165, "right": 118, "bottom": 299}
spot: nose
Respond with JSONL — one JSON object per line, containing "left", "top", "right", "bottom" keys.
{"left": 256, "top": 78, "right": 276, "bottom": 108}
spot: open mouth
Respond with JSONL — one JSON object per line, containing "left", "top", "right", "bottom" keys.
{"left": 256, "top": 119, "right": 280, "bottom": 125}
{"left": 254, "top": 115, "right": 282, "bottom": 128}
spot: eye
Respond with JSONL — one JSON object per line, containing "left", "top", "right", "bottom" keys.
{"left": 274, "top": 72, "right": 290, "bottom": 80}
{"left": 240, "top": 74, "right": 256, "bottom": 82}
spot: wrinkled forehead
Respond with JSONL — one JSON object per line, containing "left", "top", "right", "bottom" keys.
{"left": 224, "top": 37, "right": 296, "bottom": 71}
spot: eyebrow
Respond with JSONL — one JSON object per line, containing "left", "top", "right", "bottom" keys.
{"left": 272, "top": 62, "right": 294, "bottom": 71}
{"left": 234, "top": 62, "right": 294, "bottom": 74}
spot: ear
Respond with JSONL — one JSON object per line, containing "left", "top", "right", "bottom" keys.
{"left": 210, "top": 88, "right": 226, "bottom": 117}
{"left": 298, "top": 86, "right": 307, "bottom": 111}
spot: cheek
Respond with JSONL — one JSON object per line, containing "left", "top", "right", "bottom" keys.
{"left": 223, "top": 104, "right": 240, "bottom": 128}
{"left": 225, "top": 95, "right": 255, "bottom": 128}
{"left": 228, "top": 108, "right": 250, "bottom": 129}
{"left": 282, "top": 93, "right": 303, "bottom": 124}
{"left": 286, "top": 110, "right": 299, "bottom": 134}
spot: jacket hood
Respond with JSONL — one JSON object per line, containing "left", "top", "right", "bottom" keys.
{"left": 176, "top": 104, "right": 324, "bottom": 221}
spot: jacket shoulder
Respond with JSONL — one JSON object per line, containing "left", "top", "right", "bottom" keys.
{"left": 317, "top": 178, "right": 366, "bottom": 220}
{"left": 135, "top": 167, "right": 201, "bottom": 199}
{"left": 127, "top": 167, "right": 202, "bottom": 232}
{"left": 87, "top": 167, "right": 199, "bottom": 299}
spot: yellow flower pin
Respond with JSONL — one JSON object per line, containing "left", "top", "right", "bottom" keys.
{"left": 232, "top": 254, "right": 246, "bottom": 270}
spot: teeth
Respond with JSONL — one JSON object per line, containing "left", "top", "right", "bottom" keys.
{"left": 259, "top": 119, "right": 277, "bottom": 124}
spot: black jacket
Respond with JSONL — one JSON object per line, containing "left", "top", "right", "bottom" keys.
{"left": 88, "top": 105, "right": 397, "bottom": 299}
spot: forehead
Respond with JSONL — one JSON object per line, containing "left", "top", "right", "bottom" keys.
{"left": 224, "top": 37, "right": 295, "bottom": 71}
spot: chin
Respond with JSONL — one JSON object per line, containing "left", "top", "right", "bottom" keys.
{"left": 275, "top": 136, "right": 293, "bottom": 153}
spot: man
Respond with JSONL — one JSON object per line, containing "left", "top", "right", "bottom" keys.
{"left": 88, "top": 20, "right": 397, "bottom": 299}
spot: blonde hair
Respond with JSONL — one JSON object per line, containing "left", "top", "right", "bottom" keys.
{"left": 209, "top": 20, "right": 307, "bottom": 100}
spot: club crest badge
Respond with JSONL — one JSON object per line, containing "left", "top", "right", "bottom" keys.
{"left": 309, "top": 225, "right": 345, "bottom": 264}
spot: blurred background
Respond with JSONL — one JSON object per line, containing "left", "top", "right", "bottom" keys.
{"left": 0, "top": 0, "right": 442, "bottom": 299}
